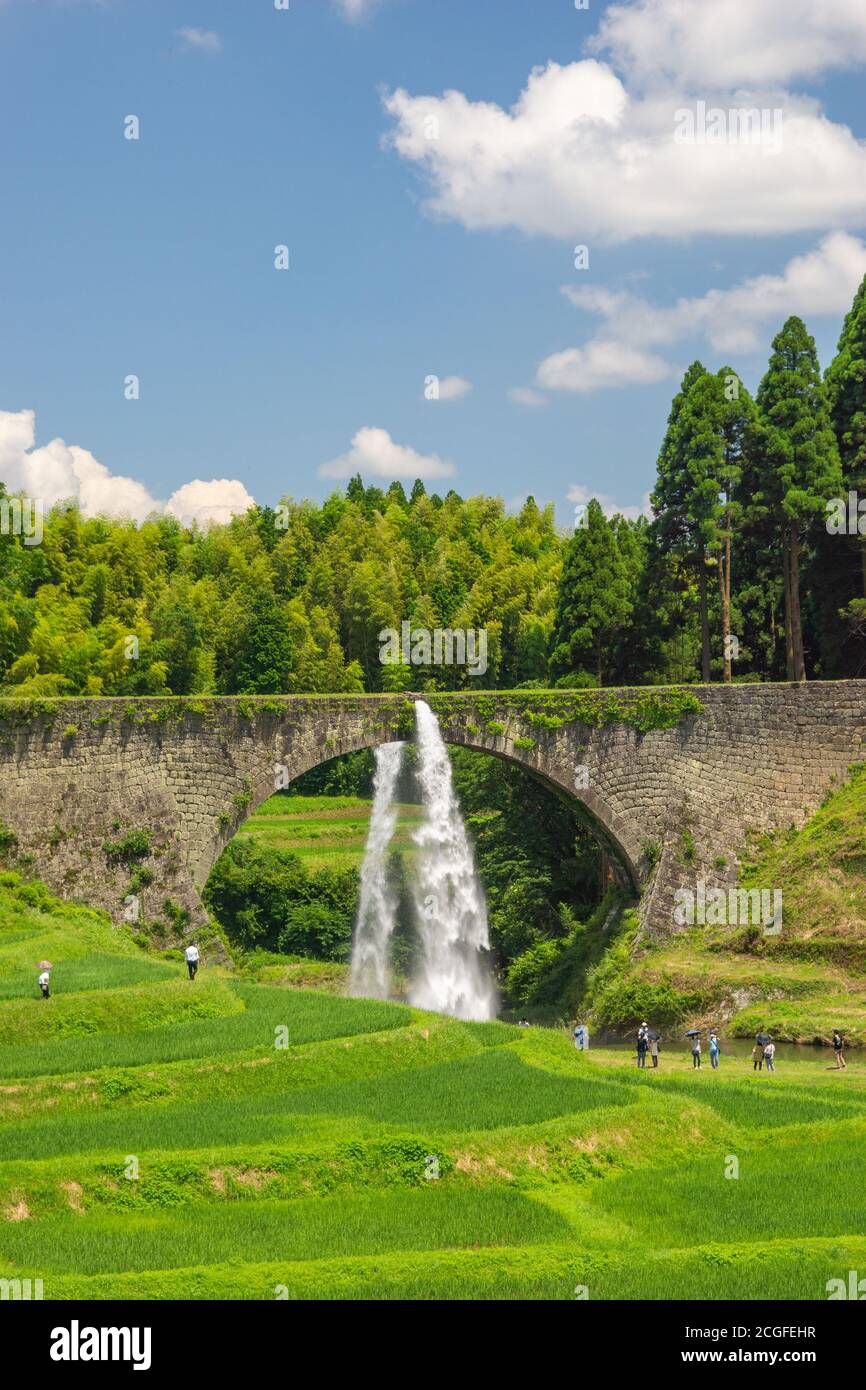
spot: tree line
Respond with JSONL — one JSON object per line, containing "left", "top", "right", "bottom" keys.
{"left": 2, "top": 275, "right": 865, "bottom": 693}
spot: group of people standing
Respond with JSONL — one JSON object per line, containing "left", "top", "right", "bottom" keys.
{"left": 689, "top": 1031, "right": 721, "bottom": 1068}
{"left": 636, "top": 1022, "right": 660, "bottom": 1067}
{"left": 751, "top": 1037, "right": 776, "bottom": 1071}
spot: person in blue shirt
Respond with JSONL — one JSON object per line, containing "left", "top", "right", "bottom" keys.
{"left": 709, "top": 1031, "right": 720, "bottom": 1068}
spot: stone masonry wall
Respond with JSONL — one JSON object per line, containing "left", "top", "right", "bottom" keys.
{"left": 0, "top": 683, "right": 863, "bottom": 943}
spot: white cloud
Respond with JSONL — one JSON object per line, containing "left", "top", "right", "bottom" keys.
{"left": 508, "top": 387, "right": 549, "bottom": 408}
{"left": 592, "top": 0, "right": 866, "bottom": 90}
{"left": 537, "top": 340, "right": 674, "bottom": 395}
{"left": 382, "top": 57, "right": 866, "bottom": 242}
{"left": 561, "top": 231, "right": 866, "bottom": 356}
{"left": 177, "top": 27, "right": 221, "bottom": 54}
{"left": 0, "top": 408, "right": 254, "bottom": 527}
{"left": 335, "top": 0, "right": 377, "bottom": 20}
{"left": 431, "top": 375, "right": 472, "bottom": 401}
{"left": 165, "top": 478, "right": 255, "bottom": 527}
{"left": 318, "top": 426, "right": 454, "bottom": 480}
{"left": 0, "top": 409, "right": 159, "bottom": 522}
{"left": 568, "top": 483, "right": 652, "bottom": 523}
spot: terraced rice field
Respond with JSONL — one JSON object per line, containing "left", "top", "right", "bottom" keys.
{"left": 236, "top": 794, "right": 424, "bottom": 871}
{"left": 1, "top": 875, "right": 865, "bottom": 1300}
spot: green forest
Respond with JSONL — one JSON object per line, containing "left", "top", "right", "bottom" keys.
{"left": 2, "top": 282, "right": 866, "bottom": 698}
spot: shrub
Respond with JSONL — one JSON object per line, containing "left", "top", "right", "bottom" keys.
{"left": 102, "top": 830, "right": 153, "bottom": 867}
{"left": 0, "top": 821, "right": 18, "bottom": 858}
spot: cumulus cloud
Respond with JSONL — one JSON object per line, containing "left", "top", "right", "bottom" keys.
{"left": 591, "top": 0, "right": 866, "bottom": 90}
{"left": 560, "top": 231, "right": 866, "bottom": 358}
{"left": 165, "top": 479, "right": 256, "bottom": 527}
{"left": 318, "top": 426, "right": 454, "bottom": 481}
{"left": 0, "top": 410, "right": 159, "bottom": 523}
{"left": 177, "top": 27, "right": 221, "bottom": 54}
{"left": 508, "top": 387, "right": 549, "bottom": 408}
{"left": 382, "top": 54, "right": 866, "bottom": 242}
{"left": 0, "top": 408, "right": 255, "bottom": 527}
{"left": 537, "top": 341, "right": 674, "bottom": 395}
{"left": 429, "top": 375, "right": 472, "bottom": 401}
{"left": 568, "top": 483, "right": 652, "bottom": 523}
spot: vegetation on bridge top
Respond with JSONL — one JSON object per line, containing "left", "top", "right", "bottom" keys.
{"left": 0, "top": 686, "right": 704, "bottom": 738}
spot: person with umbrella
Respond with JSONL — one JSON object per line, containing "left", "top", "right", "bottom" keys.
{"left": 752, "top": 1031, "right": 770, "bottom": 1070}
{"left": 648, "top": 1027, "right": 660, "bottom": 1068}
{"left": 37, "top": 960, "right": 52, "bottom": 999}
{"left": 686, "top": 1029, "right": 702, "bottom": 1068}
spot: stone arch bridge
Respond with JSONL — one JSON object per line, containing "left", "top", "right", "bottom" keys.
{"left": 0, "top": 682, "right": 864, "bottom": 939}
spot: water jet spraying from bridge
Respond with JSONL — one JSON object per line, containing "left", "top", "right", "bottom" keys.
{"left": 348, "top": 701, "right": 497, "bottom": 1021}
{"left": 348, "top": 740, "right": 403, "bottom": 999}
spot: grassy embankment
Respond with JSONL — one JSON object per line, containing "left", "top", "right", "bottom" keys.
{"left": 585, "top": 763, "right": 866, "bottom": 1044}
{"left": 0, "top": 867, "right": 864, "bottom": 1300}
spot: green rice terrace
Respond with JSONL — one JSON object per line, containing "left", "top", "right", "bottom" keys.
{"left": 1, "top": 846, "right": 865, "bottom": 1301}
{"left": 235, "top": 794, "right": 426, "bottom": 873}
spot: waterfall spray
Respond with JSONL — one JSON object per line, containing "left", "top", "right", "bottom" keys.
{"left": 409, "top": 701, "right": 497, "bottom": 1021}
{"left": 349, "top": 741, "right": 404, "bottom": 999}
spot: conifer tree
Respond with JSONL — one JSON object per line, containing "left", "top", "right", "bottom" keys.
{"left": 753, "top": 318, "right": 842, "bottom": 681}
{"left": 549, "top": 499, "right": 631, "bottom": 686}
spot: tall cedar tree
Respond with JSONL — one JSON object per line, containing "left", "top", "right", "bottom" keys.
{"left": 822, "top": 273, "right": 866, "bottom": 670}
{"left": 549, "top": 499, "right": 631, "bottom": 686}
{"left": 651, "top": 363, "right": 723, "bottom": 681}
{"left": 753, "top": 317, "right": 842, "bottom": 681}
{"left": 715, "top": 367, "right": 755, "bottom": 681}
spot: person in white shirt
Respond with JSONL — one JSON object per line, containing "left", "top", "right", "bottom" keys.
{"left": 38, "top": 970, "right": 50, "bottom": 999}
{"left": 184, "top": 943, "right": 200, "bottom": 981}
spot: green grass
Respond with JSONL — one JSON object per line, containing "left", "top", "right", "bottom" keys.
{"left": 583, "top": 761, "right": 866, "bottom": 1044}
{"left": 240, "top": 793, "right": 423, "bottom": 870}
{"left": 0, "top": 1188, "right": 570, "bottom": 1275}
{"left": 0, "top": 982, "right": 408, "bottom": 1079}
{"left": 0, "top": 953, "right": 180, "bottom": 999}
{"left": 1, "top": 864, "right": 865, "bottom": 1301}
{"left": 594, "top": 1136, "right": 866, "bottom": 1248}
{"left": 0, "top": 978, "right": 244, "bottom": 1046}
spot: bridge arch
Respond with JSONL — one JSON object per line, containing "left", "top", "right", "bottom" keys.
{"left": 194, "top": 724, "right": 643, "bottom": 897}
{"left": 1, "top": 683, "right": 863, "bottom": 939}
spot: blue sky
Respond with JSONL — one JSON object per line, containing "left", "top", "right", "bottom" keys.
{"left": 1, "top": 0, "right": 866, "bottom": 526}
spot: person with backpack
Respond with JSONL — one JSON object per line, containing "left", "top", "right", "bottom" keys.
{"left": 637, "top": 1024, "right": 648, "bottom": 1068}
{"left": 763, "top": 1038, "right": 776, "bottom": 1072}
{"left": 833, "top": 1030, "right": 847, "bottom": 1070}
{"left": 184, "top": 942, "right": 200, "bottom": 981}
{"left": 709, "top": 1032, "right": 720, "bottom": 1069}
